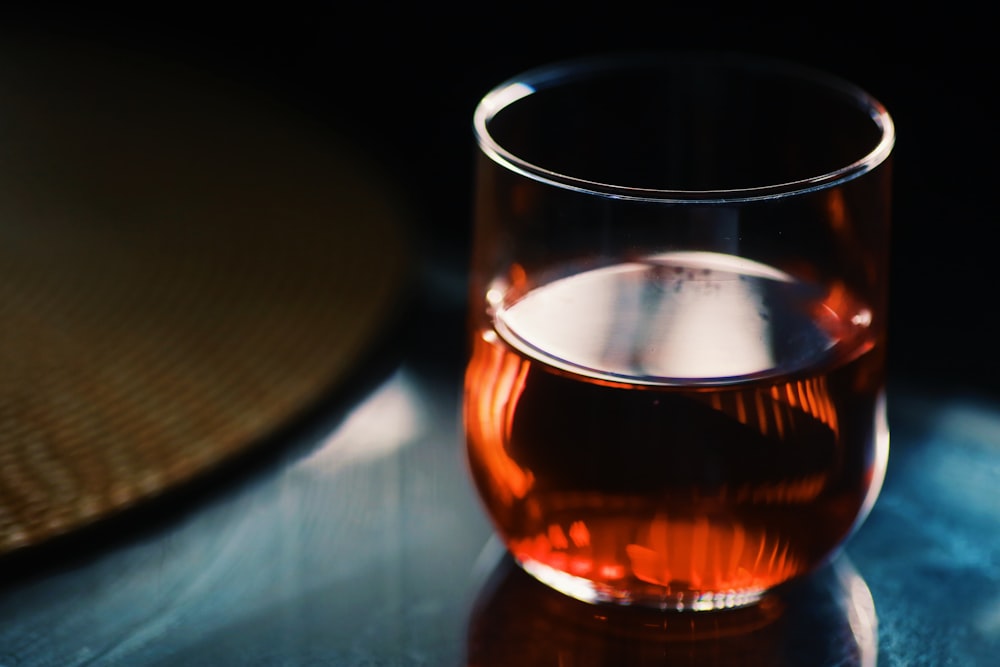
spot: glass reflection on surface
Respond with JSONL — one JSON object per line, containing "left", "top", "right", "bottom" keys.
{"left": 465, "top": 549, "right": 877, "bottom": 666}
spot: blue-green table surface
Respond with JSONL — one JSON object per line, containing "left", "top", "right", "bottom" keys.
{"left": 1, "top": 290, "right": 997, "bottom": 666}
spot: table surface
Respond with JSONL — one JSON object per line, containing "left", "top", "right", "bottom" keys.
{"left": 0, "top": 281, "right": 998, "bottom": 667}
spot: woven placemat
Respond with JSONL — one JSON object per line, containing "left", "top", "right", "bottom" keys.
{"left": 0, "top": 37, "right": 413, "bottom": 555}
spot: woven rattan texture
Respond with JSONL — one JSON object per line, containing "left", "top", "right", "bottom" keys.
{"left": 0, "top": 39, "right": 411, "bottom": 554}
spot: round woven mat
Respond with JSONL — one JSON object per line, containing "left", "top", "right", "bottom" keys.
{"left": 0, "top": 38, "right": 412, "bottom": 555}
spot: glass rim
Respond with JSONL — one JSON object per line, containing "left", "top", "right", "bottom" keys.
{"left": 473, "top": 51, "right": 896, "bottom": 204}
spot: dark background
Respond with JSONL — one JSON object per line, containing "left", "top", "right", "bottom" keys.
{"left": 3, "top": 2, "right": 997, "bottom": 398}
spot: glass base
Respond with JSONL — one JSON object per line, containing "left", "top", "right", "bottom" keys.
{"left": 519, "top": 557, "right": 767, "bottom": 611}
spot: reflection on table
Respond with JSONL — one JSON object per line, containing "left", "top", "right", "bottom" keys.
{"left": 466, "top": 546, "right": 876, "bottom": 667}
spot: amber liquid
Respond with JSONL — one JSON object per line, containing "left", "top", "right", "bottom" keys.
{"left": 464, "top": 253, "right": 887, "bottom": 610}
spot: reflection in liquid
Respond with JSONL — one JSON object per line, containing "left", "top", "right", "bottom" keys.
{"left": 465, "top": 550, "right": 877, "bottom": 666}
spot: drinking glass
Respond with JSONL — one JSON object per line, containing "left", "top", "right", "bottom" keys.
{"left": 463, "top": 52, "right": 893, "bottom": 611}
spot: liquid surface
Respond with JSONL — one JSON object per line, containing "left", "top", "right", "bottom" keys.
{"left": 465, "top": 253, "right": 887, "bottom": 609}
{"left": 495, "top": 251, "right": 864, "bottom": 384}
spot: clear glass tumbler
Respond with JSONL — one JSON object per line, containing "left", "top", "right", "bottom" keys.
{"left": 463, "top": 53, "right": 893, "bottom": 611}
